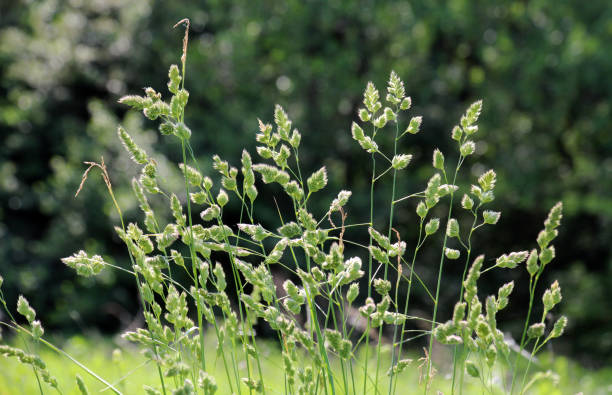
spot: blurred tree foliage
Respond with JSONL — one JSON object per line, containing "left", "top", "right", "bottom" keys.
{"left": 1, "top": 0, "right": 610, "bottom": 365}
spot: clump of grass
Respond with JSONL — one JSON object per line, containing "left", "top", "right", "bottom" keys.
{"left": 0, "top": 20, "right": 568, "bottom": 395}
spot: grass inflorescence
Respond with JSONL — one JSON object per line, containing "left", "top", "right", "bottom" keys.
{"left": 0, "top": 21, "right": 569, "bottom": 395}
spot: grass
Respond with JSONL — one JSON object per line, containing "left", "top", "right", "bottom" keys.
{"left": 0, "top": 19, "right": 589, "bottom": 395}
{"left": 1, "top": 335, "right": 610, "bottom": 394}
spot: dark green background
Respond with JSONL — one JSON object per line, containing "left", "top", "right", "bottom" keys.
{"left": 1, "top": 0, "right": 610, "bottom": 366}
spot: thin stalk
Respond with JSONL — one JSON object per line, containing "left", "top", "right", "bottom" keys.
{"left": 391, "top": 219, "right": 424, "bottom": 395}
{"left": 385, "top": 108, "right": 400, "bottom": 394}
{"left": 209, "top": 317, "right": 236, "bottom": 394}
{"left": 213, "top": 207, "right": 253, "bottom": 395}
{"left": 393, "top": 192, "right": 426, "bottom": 205}
{"left": 363, "top": 146, "right": 376, "bottom": 395}
{"left": 180, "top": 138, "right": 207, "bottom": 374}
{"left": 307, "top": 286, "right": 335, "bottom": 395}
{"left": 39, "top": 336, "right": 122, "bottom": 394}
{"left": 343, "top": 302, "right": 357, "bottom": 394}
{"left": 327, "top": 288, "right": 349, "bottom": 393}
{"left": 81, "top": 161, "right": 168, "bottom": 394}
{"left": 279, "top": 150, "right": 335, "bottom": 395}
{"left": 184, "top": 142, "right": 264, "bottom": 395}
{"left": 519, "top": 345, "right": 540, "bottom": 395}
{"left": 234, "top": 195, "right": 266, "bottom": 395}
{"left": 241, "top": 192, "right": 290, "bottom": 376}
{"left": 451, "top": 206, "right": 480, "bottom": 393}
{"left": 399, "top": 255, "right": 435, "bottom": 303}
{"left": 425, "top": 160, "right": 462, "bottom": 393}
{"left": 510, "top": 275, "right": 537, "bottom": 394}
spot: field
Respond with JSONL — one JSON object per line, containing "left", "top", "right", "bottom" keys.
{"left": 0, "top": 34, "right": 605, "bottom": 395}
{"left": 2, "top": 2, "right": 612, "bottom": 394}
{"left": 1, "top": 335, "right": 610, "bottom": 394}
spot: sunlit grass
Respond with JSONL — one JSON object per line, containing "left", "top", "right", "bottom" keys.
{"left": 1, "top": 335, "right": 610, "bottom": 394}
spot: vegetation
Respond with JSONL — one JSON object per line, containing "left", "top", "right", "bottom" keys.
{"left": 1, "top": 2, "right": 611, "bottom": 367}
{"left": 4, "top": 335, "right": 612, "bottom": 395}
{"left": 0, "top": 21, "right": 581, "bottom": 394}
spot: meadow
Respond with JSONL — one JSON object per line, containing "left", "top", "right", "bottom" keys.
{"left": 2, "top": 335, "right": 611, "bottom": 394}
{"left": 2, "top": 10, "right": 612, "bottom": 395}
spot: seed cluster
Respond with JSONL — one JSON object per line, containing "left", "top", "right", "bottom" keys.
{"left": 0, "top": 26, "right": 567, "bottom": 395}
